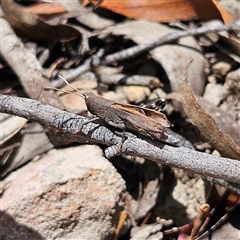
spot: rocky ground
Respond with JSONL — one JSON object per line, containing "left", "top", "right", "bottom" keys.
{"left": 0, "top": 0, "right": 240, "bottom": 239}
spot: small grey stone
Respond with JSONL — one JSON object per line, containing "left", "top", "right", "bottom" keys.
{"left": 203, "top": 83, "right": 225, "bottom": 106}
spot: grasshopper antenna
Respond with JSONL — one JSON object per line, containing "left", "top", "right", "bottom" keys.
{"left": 58, "top": 75, "right": 85, "bottom": 99}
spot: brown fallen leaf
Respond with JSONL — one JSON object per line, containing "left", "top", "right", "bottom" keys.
{"left": 28, "top": 2, "right": 66, "bottom": 19}
{"left": 180, "top": 65, "right": 240, "bottom": 160}
{"left": 166, "top": 91, "right": 240, "bottom": 147}
{"left": 81, "top": 0, "right": 232, "bottom": 23}
{"left": 1, "top": 0, "right": 80, "bottom": 42}
{"left": 195, "top": 97, "right": 240, "bottom": 147}
{"left": 211, "top": 0, "right": 233, "bottom": 24}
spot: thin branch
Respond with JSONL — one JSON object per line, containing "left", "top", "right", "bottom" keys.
{"left": 55, "top": 20, "right": 240, "bottom": 82}
{"left": 99, "top": 21, "right": 240, "bottom": 66}
{"left": 1, "top": 94, "right": 240, "bottom": 194}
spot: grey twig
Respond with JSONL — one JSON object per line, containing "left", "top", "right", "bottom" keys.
{"left": 1, "top": 94, "right": 240, "bottom": 194}
{"left": 55, "top": 20, "right": 240, "bottom": 82}
{"left": 99, "top": 21, "right": 240, "bottom": 66}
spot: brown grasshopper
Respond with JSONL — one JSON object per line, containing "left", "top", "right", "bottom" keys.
{"left": 57, "top": 76, "right": 179, "bottom": 145}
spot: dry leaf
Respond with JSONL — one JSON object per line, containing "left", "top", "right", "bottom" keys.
{"left": 0, "top": 123, "right": 54, "bottom": 178}
{"left": 195, "top": 97, "right": 240, "bottom": 147}
{"left": 28, "top": 2, "right": 66, "bottom": 19}
{"left": 81, "top": 0, "right": 232, "bottom": 23}
{"left": 0, "top": 114, "right": 27, "bottom": 145}
{"left": 180, "top": 67, "right": 240, "bottom": 160}
{"left": 133, "top": 179, "right": 159, "bottom": 221}
{"left": 1, "top": 0, "right": 81, "bottom": 42}
{"left": 211, "top": 0, "right": 233, "bottom": 24}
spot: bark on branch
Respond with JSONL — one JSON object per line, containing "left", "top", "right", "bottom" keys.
{"left": 1, "top": 94, "right": 240, "bottom": 194}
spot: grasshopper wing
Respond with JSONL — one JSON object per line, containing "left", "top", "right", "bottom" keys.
{"left": 112, "top": 103, "right": 173, "bottom": 127}
{"left": 111, "top": 104, "right": 179, "bottom": 144}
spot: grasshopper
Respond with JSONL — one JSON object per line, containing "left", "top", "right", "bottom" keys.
{"left": 57, "top": 76, "right": 179, "bottom": 145}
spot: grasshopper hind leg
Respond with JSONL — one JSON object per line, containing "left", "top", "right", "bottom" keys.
{"left": 104, "top": 128, "right": 127, "bottom": 158}
{"left": 72, "top": 116, "right": 100, "bottom": 134}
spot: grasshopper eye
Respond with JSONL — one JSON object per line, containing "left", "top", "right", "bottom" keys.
{"left": 154, "top": 98, "right": 166, "bottom": 111}
{"left": 142, "top": 98, "right": 166, "bottom": 112}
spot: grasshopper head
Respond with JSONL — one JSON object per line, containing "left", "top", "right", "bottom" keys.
{"left": 83, "top": 92, "right": 115, "bottom": 119}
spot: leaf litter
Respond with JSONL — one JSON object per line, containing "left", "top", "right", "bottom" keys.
{"left": 0, "top": 0, "right": 240, "bottom": 239}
